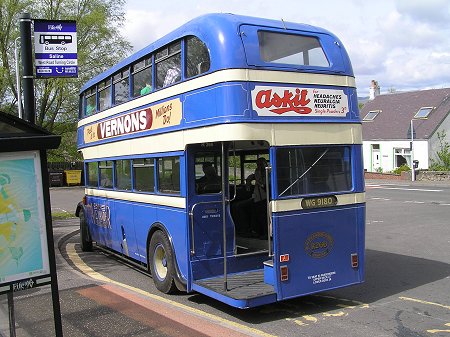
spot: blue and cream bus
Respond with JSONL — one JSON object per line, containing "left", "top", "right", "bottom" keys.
{"left": 76, "top": 13, "right": 365, "bottom": 308}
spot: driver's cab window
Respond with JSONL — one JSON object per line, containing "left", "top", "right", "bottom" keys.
{"left": 195, "top": 152, "right": 221, "bottom": 194}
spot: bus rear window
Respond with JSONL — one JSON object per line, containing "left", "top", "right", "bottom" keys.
{"left": 277, "top": 146, "right": 351, "bottom": 197}
{"left": 258, "top": 31, "right": 329, "bottom": 67}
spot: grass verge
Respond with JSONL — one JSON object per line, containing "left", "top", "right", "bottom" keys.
{"left": 52, "top": 211, "right": 76, "bottom": 220}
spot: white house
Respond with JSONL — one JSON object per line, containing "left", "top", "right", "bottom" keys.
{"left": 361, "top": 87, "right": 450, "bottom": 172}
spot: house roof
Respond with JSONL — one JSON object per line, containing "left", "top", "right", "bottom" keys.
{"left": 361, "top": 88, "right": 450, "bottom": 140}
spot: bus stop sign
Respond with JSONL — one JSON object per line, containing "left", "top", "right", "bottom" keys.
{"left": 34, "top": 19, "right": 77, "bottom": 78}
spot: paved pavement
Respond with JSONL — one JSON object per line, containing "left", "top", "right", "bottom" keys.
{"left": 1, "top": 218, "right": 252, "bottom": 337}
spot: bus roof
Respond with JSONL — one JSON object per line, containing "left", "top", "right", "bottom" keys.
{"left": 81, "top": 13, "right": 352, "bottom": 92}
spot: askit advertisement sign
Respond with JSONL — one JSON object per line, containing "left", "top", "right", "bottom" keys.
{"left": 251, "top": 86, "right": 349, "bottom": 117}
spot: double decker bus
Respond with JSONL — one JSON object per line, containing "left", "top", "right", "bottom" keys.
{"left": 76, "top": 13, "right": 365, "bottom": 309}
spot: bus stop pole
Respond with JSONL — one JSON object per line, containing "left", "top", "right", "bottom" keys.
{"left": 19, "top": 13, "right": 35, "bottom": 124}
{"left": 14, "top": 37, "right": 23, "bottom": 119}
{"left": 8, "top": 292, "right": 17, "bottom": 337}
{"left": 411, "top": 119, "right": 415, "bottom": 181}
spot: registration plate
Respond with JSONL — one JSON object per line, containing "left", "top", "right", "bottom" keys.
{"left": 301, "top": 195, "right": 338, "bottom": 209}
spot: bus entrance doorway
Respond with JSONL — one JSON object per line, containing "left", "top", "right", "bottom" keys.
{"left": 187, "top": 141, "right": 271, "bottom": 258}
{"left": 187, "top": 141, "right": 275, "bottom": 306}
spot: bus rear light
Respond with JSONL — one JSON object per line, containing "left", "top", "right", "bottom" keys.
{"left": 280, "top": 266, "right": 288, "bottom": 281}
{"left": 351, "top": 253, "right": 358, "bottom": 268}
{"left": 280, "top": 254, "right": 289, "bottom": 262}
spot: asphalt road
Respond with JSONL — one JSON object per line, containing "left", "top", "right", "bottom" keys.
{"left": 49, "top": 186, "right": 84, "bottom": 215}
{"left": 2, "top": 181, "right": 449, "bottom": 337}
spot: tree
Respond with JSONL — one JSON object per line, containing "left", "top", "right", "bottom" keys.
{"left": 0, "top": 0, "right": 132, "bottom": 161}
{"left": 430, "top": 130, "right": 450, "bottom": 171}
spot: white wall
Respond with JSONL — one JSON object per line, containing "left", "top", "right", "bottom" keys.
{"left": 363, "top": 140, "right": 429, "bottom": 172}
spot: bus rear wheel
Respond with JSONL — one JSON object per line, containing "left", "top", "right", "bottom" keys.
{"left": 79, "top": 209, "right": 93, "bottom": 252}
{"left": 149, "top": 230, "right": 177, "bottom": 294}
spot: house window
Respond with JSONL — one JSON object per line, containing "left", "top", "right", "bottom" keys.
{"left": 363, "top": 110, "right": 380, "bottom": 121}
{"left": 394, "top": 148, "right": 411, "bottom": 168}
{"left": 414, "top": 107, "right": 433, "bottom": 119}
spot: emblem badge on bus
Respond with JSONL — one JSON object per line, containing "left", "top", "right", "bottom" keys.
{"left": 304, "top": 231, "right": 334, "bottom": 258}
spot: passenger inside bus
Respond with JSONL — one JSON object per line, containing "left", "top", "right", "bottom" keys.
{"left": 163, "top": 66, "right": 181, "bottom": 87}
{"left": 140, "top": 82, "right": 152, "bottom": 95}
{"left": 86, "top": 104, "right": 95, "bottom": 116}
{"left": 196, "top": 162, "right": 221, "bottom": 194}
{"left": 233, "top": 157, "right": 269, "bottom": 239}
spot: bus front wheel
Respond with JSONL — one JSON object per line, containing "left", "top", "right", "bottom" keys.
{"left": 149, "top": 230, "right": 177, "bottom": 294}
{"left": 79, "top": 209, "right": 93, "bottom": 252}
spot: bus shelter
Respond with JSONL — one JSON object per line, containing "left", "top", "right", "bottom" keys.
{"left": 0, "top": 110, "right": 62, "bottom": 336}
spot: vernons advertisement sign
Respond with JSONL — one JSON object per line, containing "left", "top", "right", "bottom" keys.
{"left": 83, "top": 98, "right": 182, "bottom": 144}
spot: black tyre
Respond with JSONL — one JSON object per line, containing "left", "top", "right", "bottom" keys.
{"left": 148, "top": 230, "right": 177, "bottom": 294}
{"left": 79, "top": 209, "right": 93, "bottom": 252}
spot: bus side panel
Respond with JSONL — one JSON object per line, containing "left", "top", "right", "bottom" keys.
{"left": 85, "top": 196, "right": 119, "bottom": 250}
{"left": 273, "top": 204, "right": 365, "bottom": 300}
{"left": 133, "top": 204, "right": 189, "bottom": 280}
{"left": 183, "top": 83, "right": 250, "bottom": 124}
{"left": 114, "top": 200, "right": 140, "bottom": 260}
{"left": 133, "top": 203, "right": 157, "bottom": 263}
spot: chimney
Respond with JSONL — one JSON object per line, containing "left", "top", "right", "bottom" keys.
{"left": 369, "top": 80, "right": 380, "bottom": 100}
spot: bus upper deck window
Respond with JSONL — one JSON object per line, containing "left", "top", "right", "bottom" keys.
{"left": 113, "top": 69, "right": 130, "bottom": 105}
{"left": 132, "top": 56, "right": 152, "bottom": 97}
{"left": 258, "top": 31, "right": 329, "bottom": 67}
{"left": 98, "top": 79, "right": 111, "bottom": 111}
{"left": 156, "top": 41, "right": 181, "bottom": 89}
{"left": 85, "top": 87, "right": 97, "bottom": 116}
{"left": 186, "top": 36, "right": 210, "bottom": 78}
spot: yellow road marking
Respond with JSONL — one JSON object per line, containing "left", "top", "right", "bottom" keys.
{"left": 427, "top": 322, "right": 450, "bottom": 334}
{"left": 337, "top": 304, "right": 357, "bottom": 309}
{"left": 303, "top": 315, "right": 318, "bottom": 323}
{"left": 315, "top": 294, "right": 369, "bottom": 308}
{"left": 323, "top": 311, "right": 348, "bottom": 317}
{"left": 286, "top": 318, "right": 308, "bottom": 326}
{"left": 399, "top": 297, "right": 450, "bottom": 310}
{"left": 66, "top": 244, "right": 276, "bottom": 337}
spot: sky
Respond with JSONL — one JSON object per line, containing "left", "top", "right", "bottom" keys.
{"left": 124, "top": 0, "right": 450, "bottom": 97}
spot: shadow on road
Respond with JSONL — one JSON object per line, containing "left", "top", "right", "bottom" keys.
{"left": 187, "top": 248, "right": 450, "bottom": 322}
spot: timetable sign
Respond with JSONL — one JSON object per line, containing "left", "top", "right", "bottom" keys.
{"left": 34, "top": 20, "right": 78, "bottom": 78}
